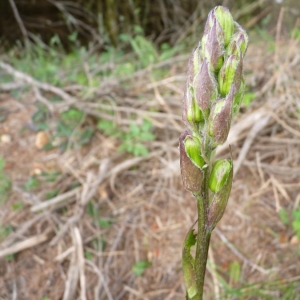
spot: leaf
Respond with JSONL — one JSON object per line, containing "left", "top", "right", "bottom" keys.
{"left": 278, "top": 209, "right": 289, "bottom": 225}
{"left": 12, "top": 202, "right": 24, "bottom": 211}
{"left": 61, "top": 108, "right": 84, "bottom": 125}
{"left": 243, "top": 92, "right": 255, "bottom": 108}
{"left": 182, "top": 229, "right": 198, "bottom": 299}
{"left": 132, "top": 260, "right": 151, "bottom": 276}
{"left": 87, "top": 202, "right": 96, "bottom": 218}
{"left": 79, "top": 128, "right": 94, "bottom": 145}
{"left": 229, "top": 261, "right": 241, "bottom": 284}
{"left": 24, "top": 176, "right": 39, "bottom": 190}
{"left": 56, "top": 121, "right": 73, "bottom": 137}
{"left": 129, "top": 124, "right": 140, "bottom": 136}
{"left": 139, "top": 132, "right": 155, "bottom": 141}
{"left": 98, "top": 219, "right": 112, "bottom": 228}
{"left": 132, "top": 144, "right": 149, "bottom": 156}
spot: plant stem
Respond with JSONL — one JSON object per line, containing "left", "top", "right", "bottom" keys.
{"left": 194, "top": 168, "right": 211, "bottom": 300}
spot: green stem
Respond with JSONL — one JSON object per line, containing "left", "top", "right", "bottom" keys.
{"left": 193, "top": 168, "right": 211, "bottom": 300}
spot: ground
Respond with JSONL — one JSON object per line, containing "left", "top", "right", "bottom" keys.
{"left": 0, "top": 33, "right": 300, "bottom": 300}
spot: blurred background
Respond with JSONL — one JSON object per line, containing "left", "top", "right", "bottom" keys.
{"left": 0, "top": 0, "right": 300, "bottom": 299}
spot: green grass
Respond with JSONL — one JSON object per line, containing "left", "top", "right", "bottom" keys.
{"left": 0, "top": 157, "right": 11, "bottom": 203}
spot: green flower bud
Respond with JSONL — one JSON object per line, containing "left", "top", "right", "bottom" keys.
{"left": 214, "top": 6, "right": 234, "bottom": 47}
{"left": 179, "top": 131, "right": 203, "bottom": 193}
{"left": 184, "top": 85, "right": 204, "bottom": 125}
{"left": 233, "top": 77, "right": 245, "bottom": 115}
{"left": 194, "top": 60, "right": 218, "bottom": 112}
{"left": 209, "top": 159, "right": 232, "bottom": 193}
{"left": 208, "top": 159, "right": 233, "bottom": 230}
{"left": 184, "top": 135, "right": 205, "bottom": 169}
{"left": 186, "top": 102, "right": 203, "bottom": 124}
{"left": 182, "top": 47, "right": 204, "bottom": 127}
{"left": 226, "top": 40, "right": 241, "bottom": 58}
{"left": 227, "top": 30, "right": 249, "bottom": 57}
{"left": 218, "top": 55, "right": 242, "bottom": 96}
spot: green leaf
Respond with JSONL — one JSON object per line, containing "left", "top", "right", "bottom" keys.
{"left": 56, "top": 121, "right": 73, "bottom": 137}
{"left": 141, "top": 120, "right": 152, "bottom": 131}
{"left": 243, "top": 92, "right": 255, "bottom": 108}
{"left": 85, "top": 250, "right": 93, "bottom": 261}
{"left": 98, "top": 219, "right": 112, "bottom": 228}
{"left": 278, "top": 209, "right": 289, "bottom": 225}
{"left": 182, "top": 229, "right": 197, "bottom": 299}
{"left": 79, "top": 128, "right": 94, "bottom": 145}
{"left": 132, "top": 144, "right": 149, "bottom": 156}
{"left": 129, "top": 124, "right": 140, "bottom": 136}
{"left": 61, "top": 108, "right": 84, "bottom": 125}
{"left": 229, "top": 261, "right": 241, "bottom": 284}
{"left": 12, "top": 202, "right": 24, "bottom": 211}
{"left": 132, "top": 260, "right": 151, "bottom": 276}
{"left": 139, "top": 132, "right": 155, "bottom": 141}
{"left": 87, "top": 202, "right": 96, "bottom": 218}
{"left": 24, "top": 176, "right": 39, "bottom": 190}
{"left": 46, "top": 189, "right": 60, "bottom": 199}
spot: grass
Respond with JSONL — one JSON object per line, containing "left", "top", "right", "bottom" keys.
{"left": 0, "top": 157, "right": 11, "bottom": 203}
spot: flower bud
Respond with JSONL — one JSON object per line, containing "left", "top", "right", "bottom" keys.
{"left": 179, "top": 131, "right": 203, "bottom": 193}
{"left": 184, "top": 135, "right": 205, "bottom": 169}
{"left": 187, "top": 46, "right": 202, "bottom": 85}
{"left": 214, "top": 6, "right": 234, "bottom": 47}
{"left": 183, "top": 85, "right": 204, "bottom": 125}
{"left": 209, "top": 88, "right": 234, "bottom": 145}
{"left": 209, "top": 159, "right": 232, "bottom": 193}
{"left": 227, "top": 30, "right": 249, "bottom": 57}
{"left": 208, "top": 159, "right": 233, "bottom": 230}
{"left": 218, "top": 55, "right": 242, "bottom": 96}
{"left": 202, "top": 19, "right": 224, "bottom": 72}
{"left": 226, "top": 40, "right": 241, "bottom": 58}
{"left": 233, "top": 77, "right": 245, "bottom": 115}
{"left": 194, "top": 60, "right": 218, "bottom": 112}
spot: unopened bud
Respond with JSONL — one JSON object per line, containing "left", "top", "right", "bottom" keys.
{"left": 209, "top": 88, "right": 234, "bottom": 145}
{"left": 208, "top": 159, "right": 233, "bottom": 229}
{"left": 209, "top": 159, "right": 232, "bottom": 193}
{"left": 194, "top": 60, "right": 218, "bottom": 112}
{"left": 202, "top": 19, "right": 224, "bottom": 72}
{"left": 184, "top": 135, "right": 205, "bottom": 169}
{"left": 233, "top": 77, "right": 245, "bottom": 115}
{"left": 183, "top": 85, "right": 204, "bottom": 126}
{"left": 218, "top": 55, "right": 242, "bottom": 96}
{"left": 179, "top": 131, "right": 203, "bottom": 193}
{"left": 227, "top": 30, "right": 249, "bottom": 57}
{"left": 214, "top": 6, "right": 234, "bottom": 47}
{"left": 187, "top": 46, "right": 202, "bottom": 85}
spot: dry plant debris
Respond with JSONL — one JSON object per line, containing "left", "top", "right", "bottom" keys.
{"left": 0, "top": 27, "right": 300, "bottom": 300}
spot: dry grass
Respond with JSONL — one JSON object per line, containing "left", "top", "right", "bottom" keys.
{"left": 1, "top": 13, "right": 300, "bottom": 300}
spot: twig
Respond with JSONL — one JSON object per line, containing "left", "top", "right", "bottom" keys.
{"left": 233, "top": 115, "right": 270, "bottom": 176}
{"left": 215, "top": 228, "right": 270, "bottom": 274}
{"left": 8, "top": 0, "right": 30, "bottom": 51}
{"left": 0, "top": 82, "right": 25, "bottom": 91}
{"left": 74, "top": 227, "right": 87, "bottom": 300}
{"left": 50, "top": 159, "right": 110, "bottom": 246}
{"left": 85, "top": 259, "right": 114, "bottom": 300}
{"left": 0, "top": 62, "right": 76, "bottom": 106}
{"left": 30, "top": 188, "right": 80, "bottom": 213}
{"left": 0, "top": 232, "right": 49, "bottom": 258}
{"left": 62, "top": 231, "right": 80, "bottom": 300}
